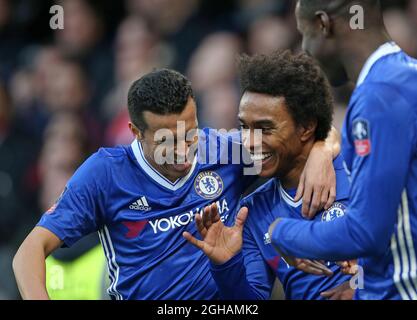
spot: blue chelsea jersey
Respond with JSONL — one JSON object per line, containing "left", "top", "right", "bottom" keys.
{"left": 342, "top": 42, "right": 417, "bottom": 300}
{"left": 38, "top": 128, "right": 256, "bottom": 300}
{"left": 210, "top": 155, "right": 351, "bottom": 300}
{"left": 243, "top": 166, "right": 351, "bottom": 300}
{"left": 272, "top": 42, "right": 417, "bottom": 300}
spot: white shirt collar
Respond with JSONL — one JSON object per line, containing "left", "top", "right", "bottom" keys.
{"left": 278, "top": 182, "right": 302, "bottom": 208}
{"left": 131, "top": 139, "right": 198, "bottom": 191}
{"left": 356, "top": 41, "right": 401, "bottom": 87}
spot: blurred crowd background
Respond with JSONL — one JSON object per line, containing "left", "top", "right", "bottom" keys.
{"left": 0, "top": 0, "right": 416, "bottom": 299}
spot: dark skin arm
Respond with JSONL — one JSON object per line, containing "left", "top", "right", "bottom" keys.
{"left": 296, "top": 126, "right": 341, "bottom": 218}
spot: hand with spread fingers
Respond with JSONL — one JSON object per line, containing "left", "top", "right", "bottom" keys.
{"left": 183, "top": 203, "right": 249, "bottom": 265}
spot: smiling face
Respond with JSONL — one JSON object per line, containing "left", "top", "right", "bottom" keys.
{"left": 129, "top": 97, "right": 199, "bottom": 182}
{"left": 238, "top": 91, "right": 305, "bottom": 179}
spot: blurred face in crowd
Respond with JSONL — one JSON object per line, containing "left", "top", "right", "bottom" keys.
{"left": 33, "top": 47, "right": 63, "bottom": 100}
{"left": 239, "top": 92, "right": 314, "bottom": 180}
{"left": 115, "top": 17, "right": 158, "bottom": 82}
{"left": 126, "top": 0, "right": 198, "bottom": 34}
{"left": 0, "top": 0, "right": 11, "bottom": 29}
{"left": 200, "top": 84, "right": 239, "bottom": 131}
{"left": 129, "top": 97, "right": 199, "bottom": 183}
{"left": 248, "top": 16, "right": 295, "bottom": 55}
{"left": 40, "top": 113, "right": 86, "bottom": 211}
{"left": 188, "top": 32, "right": 242, "bottom": 93}
{"left": 40, "top": 137, "right": 84, "bottom": 211}
{"left": 57, "top": 0, "right": 102, "bottom": 55}
{"left": 295, "top": 1, "right": 349, "bottom": 86}
{"left": 384, "top": 9, "right": 417, "bottom": 56}
{"left": 44, "top": 62, "right": 89, "bottom": 112}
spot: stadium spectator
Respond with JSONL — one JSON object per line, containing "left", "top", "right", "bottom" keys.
{"left": 0, "top": 82, "right": 38, "bottom": 299}
{"left": 384, "top": 8, "right": 417, "bottom": 56}
{"left": 247, "top": 15, "right": 297, "bottom": 54}
{"left": 55, "top": 0, "right": 114, "bottom": 115}
{"left": 187, "top": 32, "right": 242, "bottom": 94}
{"left": 198, "top": 83, "right": 240, "bottom": 130}
{"left": 102, "top": 16, "right": 165, "bottom": 146}
{"left": 38, "top": 112, "right": 107, "bottom": 300}
{"left": 0, "top": 0, "right": 24, "bottom": 83}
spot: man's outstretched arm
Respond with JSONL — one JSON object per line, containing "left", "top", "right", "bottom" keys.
{"left": 270, "top": 88, "right": 413, "bottom": 261}
{"left": 13, "top": 226, "right": 63, "bottom": 300}
{"left": 296, "top": 126, "right": 340, "bottom": 218}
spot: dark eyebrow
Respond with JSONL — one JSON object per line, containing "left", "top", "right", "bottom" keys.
{"left": 238, "top": 118, "right": 275, "bottom": 128}
{"left": 253, "top": 120, "right": 275, "bottom": 127}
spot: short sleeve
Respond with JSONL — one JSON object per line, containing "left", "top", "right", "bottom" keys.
{"left": 37, "top": 153, "right": 106, "bottom": 247}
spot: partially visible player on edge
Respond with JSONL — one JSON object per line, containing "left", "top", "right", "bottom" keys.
{"left": 12, "top": 69, "right": 339, "bottom": 300}
{"left": 184, "top": 50, "right": 354, "bottom": 300}
{"left": 269, "top": 0, "right": 417, "bottom": 300}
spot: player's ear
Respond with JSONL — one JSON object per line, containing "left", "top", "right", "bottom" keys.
{"left": 315, "top": 11, "right": 331, "bottom": 37}
{"left": 299, "top": 120, "right": 317, "bottom": 142}
{"left": 129, "top": 122, "right": 143, "bottom": 140}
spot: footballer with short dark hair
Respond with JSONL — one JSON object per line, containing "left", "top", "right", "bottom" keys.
{"left": 13, "top": 68, "right": 339, "bottom": 300}
{"left": 184, "top": 50, "right": 353, "bottom": 300}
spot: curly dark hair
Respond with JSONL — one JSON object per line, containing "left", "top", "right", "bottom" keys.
{"left": 127, "top": 69, "right": 195, "bottom": 130}
{"left": 238, "top": 50, "right": 333, "bottom": 141}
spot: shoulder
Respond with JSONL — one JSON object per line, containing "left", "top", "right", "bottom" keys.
{"left": 79, "top": 145, "right": 128, "bottom": 172}
{"left": 95, "top": 145, "right": 130, "bottom": 160}
{"left": 353, "top": 53, "right": 417, "bottom": 116}
{"left": 370, "top": 51, "right": 417, "bottom": 87}
{"left": 67, "top": 145, "right": 129, "bottom": 189}
{"left": 349, "top": 81, "right": 414, "bottom": 126}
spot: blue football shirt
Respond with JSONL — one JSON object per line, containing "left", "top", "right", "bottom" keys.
{"left": 272, "top": 42, "right": 417, "bottom": 300}
{"left": 38, "top": 128, "right": 256, "bottom": 300}
{"left": 210, "top": 156, "right": 351, "bottom": 300}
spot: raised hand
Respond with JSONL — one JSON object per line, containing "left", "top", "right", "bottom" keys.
{"left": 183, "top": 203, "right": 248, "bottom": 265}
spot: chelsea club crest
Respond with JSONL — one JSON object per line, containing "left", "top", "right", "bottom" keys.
{"left": 194, "top": 171, "right": 224, "bottom": 199}
{"left": 321, "top": 202, "right": 347, "bottom": 222}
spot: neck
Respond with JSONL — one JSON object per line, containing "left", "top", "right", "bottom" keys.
{"left": 339, "top": 29, "right": 391, "bottom": 83}
{"left": 280, "top": 141, "right": 314, "bottom": 190}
